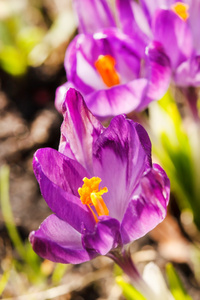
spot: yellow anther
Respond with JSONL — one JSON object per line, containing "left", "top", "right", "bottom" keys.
{"left": 171, "top": 2, "right": 189, "bottom": 21}
{"left": 95, "top": 55, "right": 120, "bottom": 88}
{"left": 78, "top": 177, "right": 109, "bottom": 222}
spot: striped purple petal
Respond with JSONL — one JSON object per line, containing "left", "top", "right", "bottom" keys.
{"left": 73, "top": 0, "right": 116, "bottom": 34}
{"left": 30, "top": 214, "right": 97, "bottom": 264}
{"left": 33, "top": 148, "right": 95, "bottom": 232}
{"left": 121, "top": 164, "right": 170, "bottom": 244}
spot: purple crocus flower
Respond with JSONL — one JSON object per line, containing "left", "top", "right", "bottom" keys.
{"left": 117, "top": 0, "right": 200, "bottom": 88}
{"left": 116, "top": 0, "right": 200, "bottom": 120}
{"left": 55, "top": 27, "right": 171, "bottom": 119}
{"left": 30, "top": 88, "right": 170, "bottom": 268}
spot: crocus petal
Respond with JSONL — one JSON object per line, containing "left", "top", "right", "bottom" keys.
{"left": 116, "top": 0, "right": 135, "bottom": 37}
{"left": 93, "top": 115, "right": 150, "bottom": 221}
{"left": 34, "top": 148, "right": 87, "bottom": 196}
{"left": 121, "top": 164, "right": 170, "bottom": 244}
{"left": 105, "top": 30, "right": 141, "bottom": 82}
{"left": 55, "top": 81, "right": 75, "bottom": 114}
{"left": 73, "top": 0, "right": 116, "bottom": 34}
{"left": 85, "top": 79, "right": 148, "bottom": 118}
{"left": 33, "top": 148, "right": 95, "bottom": 232}
{"left": 139, "top": 0, "right": 174, "bottom": 22}
{"left": 130, "top": 1, "right": 153, "bottom": 38}
{"left": 137, "top": 41, "right": 171, "bottom": 110}
{"left": 82, "top": 217, "right": 121, "bottom": 255}
{"left": 188, "top": 1, "right": 200, "bottom": 53}
{"left": 59, "top": 88, "right": 103, "bottom": 174}
{"left": 174, "top": 55, "right": 200, "bottom": 87}
{"left": 30, "top": 215, "right": 96, "bottom": 264}
{"left": 65, "top": 34, "right": 102, "bottom": 95}
{"left": 116, "top": 0, "right": 150, "bottom": 52}
{"left": 152, "top": 9, "right": 193, "bottom": 69}
{"left": 134, "top": 122, "right": 152, "bottom": 166}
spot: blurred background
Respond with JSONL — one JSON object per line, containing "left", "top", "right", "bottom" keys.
{"left": 0, "top": 0, "right": 200, "bottom": 299}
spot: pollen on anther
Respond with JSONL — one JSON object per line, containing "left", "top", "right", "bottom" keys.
{"left": 78, "top": 177, "right": 109, "bottom": 220}
{"left": 171, "top": 2, "right": 189, "bottom": 21}
{"left": 95, "top": 55, "right": 120, "bottom": 88}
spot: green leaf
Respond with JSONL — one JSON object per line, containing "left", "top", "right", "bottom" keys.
{"left": 114, "top": 263, "right": 123, "bottom": 277}
{"left": 0, "top": 270, "right": 10, "bottom": 296}
{"left": 52, "top": 263, "right": 68, "bottom": 285}
{"left": 0, "top": 165, "right": 43, "bottom": 283}
{"left": 116, "top": 276, "right": 146, "bottom": 300}
{"left": 0, "top": 165, "right": 26, "bottom": 259}
{"left": 166, "top": 263, "right": 192, "bottom": 300}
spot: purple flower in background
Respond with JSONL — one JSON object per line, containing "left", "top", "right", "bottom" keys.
{"left": 30, "top": 88, "right": 170, "bottom": 265}
{"left": 117, "top": 0, "right": 200, "bottom": 88}
{"left": 55, "top": 28, "right": 171, "bottom": 119}
{"left": 73, "top": 0, "right": 116, "bottom": 34}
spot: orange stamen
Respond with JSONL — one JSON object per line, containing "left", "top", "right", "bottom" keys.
{"left": 78, "top": 177, "right": 109, "bottom": 222}
{"left": 171, "top": 2, "right": 189, "bottom": 21}
{"left": 95, "top": 55, "right": 120, "bottom": 88}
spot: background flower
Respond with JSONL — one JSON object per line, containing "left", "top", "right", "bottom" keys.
{"left": 73, "top": 0, "right": 116, "bottom": 34}
{"left": 117, "top": 0, "right": 200, "bottom": 88}
{"left": 55, "top": 28, "right": 171, "bottom": 119}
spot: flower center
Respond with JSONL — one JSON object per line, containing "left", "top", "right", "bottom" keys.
{"left": 95, "top": 55, "right": 120, "bottom": 88}
{"left": 171, "top": 2, "right": 189, "bottom": 21}
{"left": 78, "top": 177, "right": 109, "bottom": 222}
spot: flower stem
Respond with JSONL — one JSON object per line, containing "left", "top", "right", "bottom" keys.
{"left": 107, "top": 247, "right": 157, "bottom": 300}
